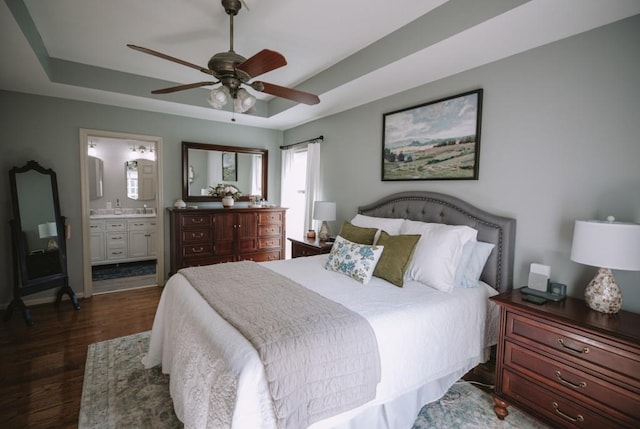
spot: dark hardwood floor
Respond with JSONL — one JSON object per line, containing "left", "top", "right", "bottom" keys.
{"left": 0, "top": 286, "right": 163, "bottom": 429}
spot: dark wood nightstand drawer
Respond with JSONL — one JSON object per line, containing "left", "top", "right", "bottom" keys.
{"left": 504, "top": 341, "right": 639, "bottom": 421}
{"left": 503, "top": 369, "right": 633, "bottom": 428}
{"left": 506, "top": 312, "right": 640, "bottom": 383}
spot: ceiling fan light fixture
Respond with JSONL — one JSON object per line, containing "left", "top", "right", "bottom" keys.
{"left": 208, "top": 86, "right": 231, "bottom": 109}
{"left": 234, "top": 88, "right": 256, "bottom": 113}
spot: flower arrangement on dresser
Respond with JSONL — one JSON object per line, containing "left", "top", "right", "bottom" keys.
{"left": 209, "top": 183, "right": 242, "bottom": 207}
{"left": 208, "top": 183, "right": 242, "bottom": 200}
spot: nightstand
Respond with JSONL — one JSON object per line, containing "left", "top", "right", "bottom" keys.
{"left": 490, "top": 289, "right": 640, "bottom": 428}
{"left": 288, "top": 237, "right": 333, "bottom": 258}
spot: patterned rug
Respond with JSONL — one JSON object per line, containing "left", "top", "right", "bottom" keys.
{"left": 79, "top": 332, "right": 548, "bottom": 428}
{"left": 92, "top": 260, "right": 156, "bottom": 281}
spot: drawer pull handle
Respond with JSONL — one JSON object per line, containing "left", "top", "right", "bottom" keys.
{"left": 191, "top": 218, "right": 204, "bottom": 224}
{"left": 191, "top": 247, "right": 204, "bottom": 253}
{"left": 192, "top": 232, "right": 204, "bottom": 238}
{"left": 557, "top": 338, "right": 589, "bottom": 354}
{"left": 552, "top": 402, "right": 584, "bottom": 423}
{"left": 554, "top": 371, "right": 587, "bottom": 390}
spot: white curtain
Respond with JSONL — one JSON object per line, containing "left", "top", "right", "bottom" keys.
{"left": 304, "top": 142, "right": 321, "bottom": 232}
{"left": 280, "top": 148, "right": 295, "bottom": 210}
{"left": 250, "top": 154, "right": 262, "bottom": 197}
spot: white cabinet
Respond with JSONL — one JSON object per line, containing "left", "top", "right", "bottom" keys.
{"left": 90, "top": 216, "right": 156, "bottom": 265}
{"left": 128, "top": 219, "right": 157, "bottom": 258}
{"left": 89, "top": 220, "right": 105, "bottom": 263}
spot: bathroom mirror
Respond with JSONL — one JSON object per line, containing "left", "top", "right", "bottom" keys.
{"left": 88, "top": 155, "right": 104, "bottom": 200}
{"left": 7, "top": 160, "right": 79, "bottom": 325}
{"left": 182, "top": 141, "right": 268, "bottom": 202}
{"left": 126, "top": 158, "right": 156, "bottom": 200}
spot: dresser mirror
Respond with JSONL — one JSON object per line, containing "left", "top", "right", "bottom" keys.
{"left": 6, "top": 160, "right": 79, "bottom": 325}
{"left": 182, "top": 141, "right": 268, "bottom": 202}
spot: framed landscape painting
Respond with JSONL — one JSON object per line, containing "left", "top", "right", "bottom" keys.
{"left": 222, "top": 152, "right": 237, "bottom": 181}
{"left": 382, "top": 89, "right": 483, "bottom": 181}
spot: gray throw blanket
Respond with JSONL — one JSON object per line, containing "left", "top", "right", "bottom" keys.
{"left": 180, "top": 261, "right": 381, "bottom": 429}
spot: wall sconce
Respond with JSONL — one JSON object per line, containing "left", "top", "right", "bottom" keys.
{"left": 88, "top": 141, "right": 97, "bottom": 156}
{"left": 188, "top": 165, "right": 195, "bottom": 184}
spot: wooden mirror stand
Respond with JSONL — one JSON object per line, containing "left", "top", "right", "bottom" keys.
{"left": 5, "top": 160, "right": 79, "bottom": 326}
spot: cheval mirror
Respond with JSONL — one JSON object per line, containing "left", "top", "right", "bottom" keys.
{"left": 5, "top": 160, "right": 79, "bottom": 325}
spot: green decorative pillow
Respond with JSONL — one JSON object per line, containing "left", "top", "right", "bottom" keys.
{"left": 337, "top": 221, "right": 377, "bottom": 245}
{"left": 373, "top": 231, "right": 421, "bottom": 287}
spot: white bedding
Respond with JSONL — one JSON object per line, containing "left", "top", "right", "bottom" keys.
{"left": 143, "top": 255, "right": 499, "bottom": 429}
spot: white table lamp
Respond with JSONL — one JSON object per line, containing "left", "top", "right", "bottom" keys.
{"left": 313, "top": 201, "right": 336, "bottom": 242}
{"left": 570, "top": 216, "right": 640, "bottom": 313}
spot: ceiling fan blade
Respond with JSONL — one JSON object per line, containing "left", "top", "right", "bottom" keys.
{"left": 237, "top": 49, "right": 287, "bottom": 79}
{"left": 252, "top": 81, "right": 320, "bottom": 105}
{"left": 152, "top": 81, "right": 217, "bottom": 94}
{"left": 128, "top": 44, "right": 213, "bottom": 76}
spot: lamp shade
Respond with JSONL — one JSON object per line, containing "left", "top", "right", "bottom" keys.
{"left": 570, "top": 219, "right": 640, "bottom": 271}
{"left": 38, "top": 221, "right": 58, "bottom": 239}
{"left": 313, "top": 201, "right": 336, "bottom": 222}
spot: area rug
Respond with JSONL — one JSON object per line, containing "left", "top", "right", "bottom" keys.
{"left": 79, "top": 331, "right": 549, "bottom": 428}
{"left": 92, "top": 260, "right": 156, "bottom": 281}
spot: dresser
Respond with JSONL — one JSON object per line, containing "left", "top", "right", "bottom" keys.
{"left": 168, "top": 207, "right": 286, "bottom": 274}
{"left": 491, "top": 290, "right": 640, "bottom": 428}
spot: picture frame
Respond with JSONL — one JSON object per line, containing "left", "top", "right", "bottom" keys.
{"left": 222, "top": 152, "right": 237, "bottom": 181}
{"left": 382, "top": 89, "right": 483, "bottom": 181}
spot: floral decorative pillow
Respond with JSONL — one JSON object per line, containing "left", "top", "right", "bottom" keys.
{"left": 325, "top": 236, "right": 384, "bottom": 284}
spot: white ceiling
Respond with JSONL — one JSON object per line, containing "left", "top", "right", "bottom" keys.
{"left": 1, "top": 0, "right": 639, "bottom": 130}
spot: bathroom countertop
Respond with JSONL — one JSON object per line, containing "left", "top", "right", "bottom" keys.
{"left": 90, "top": 213, "right": 156, "bottom": 219}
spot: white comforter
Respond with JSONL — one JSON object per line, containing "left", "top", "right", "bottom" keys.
{"left": 143, "top": 255, "right": 498, "bottom": 429}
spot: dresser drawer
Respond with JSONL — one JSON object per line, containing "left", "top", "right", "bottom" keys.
{"left": 258, "top": 212, "right": 282, "bottom": 224}
{"left": 181, "top": 229, "right": 211, "bottom": 243}
{"left": 259, "top": 224, "right": 282, "bottom": 236}
{"left": 504, "top": 341, "right": 639, "bottom": 421}
{"left": 180, "top": 214, "right": 212, "bottom": 227}
{"left": 89, "top": 220, "right": 105, "bottom": 232}
{"left": 105, "top": 220, "right": 127, "bottom": 231}
{"left": 181, "top": 244, "right": 213, "bottom": 258}
{"left": 237, "top": 250, "right": 281, "bottom": 262}
{"left": 106, "top": 232, "right": 127, "bottom": 248}
{"left": 258, "top": 237, "right": 282, "bottom": 249}
{"left": 506, "top": 312, "right": 640, "bottom": 384}
{"left": 106, "top": 248, "right": 127, "bottom": 260}
{"left": 503, "top": 369, "right": 632, "bottom": 429}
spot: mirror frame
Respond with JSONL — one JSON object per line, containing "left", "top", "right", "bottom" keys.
{"left": 7, "top": 160, "right": 79, "bottom": 325}
{"left": 182, "top": 141, "right": 268, "bottom": 202}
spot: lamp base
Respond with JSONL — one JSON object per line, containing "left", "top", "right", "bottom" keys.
{"left": 584, "top": 267, "right": 622, "bottom": 314}
{"left": 318, "top": 221, "right": 332, "bottom": 242}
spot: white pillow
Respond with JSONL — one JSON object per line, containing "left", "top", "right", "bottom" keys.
{"left": 350, "top": 214, "right": 405, "bottom": 242}
{"left": 454, "top": 241, "right": 495, "bottom": 288}
{"left": 324, "top": 236, "right": 384, "bottom": 284}
{"left": 400, "top": 220, "right": 477, "bottom": 292}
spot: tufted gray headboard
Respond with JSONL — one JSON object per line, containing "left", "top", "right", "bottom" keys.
{"left": 358, "top": 191, "right": 516, "bottom": 293}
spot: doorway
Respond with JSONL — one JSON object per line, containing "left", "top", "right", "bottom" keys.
{"left": 79, "top": 129, "right": 164, "bottom": 297}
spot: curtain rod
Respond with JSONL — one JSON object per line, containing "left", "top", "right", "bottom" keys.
{"left": 279, "top": 135, "right": 324, "bottom": 150}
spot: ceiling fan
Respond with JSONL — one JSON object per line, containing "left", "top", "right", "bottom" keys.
{"left": 128, "top": 0, "right": 320, "bottom": 113}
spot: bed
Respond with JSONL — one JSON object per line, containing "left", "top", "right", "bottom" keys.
{"left": 143, "top": 191, "right": 516, "bottom": 429}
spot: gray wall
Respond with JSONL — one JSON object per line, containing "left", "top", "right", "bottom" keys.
{"left": 0, "top": 93, "right": 281, "bottom": 306}
{"left": 284, "top": 15, "right": 640, "bottom": 312}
